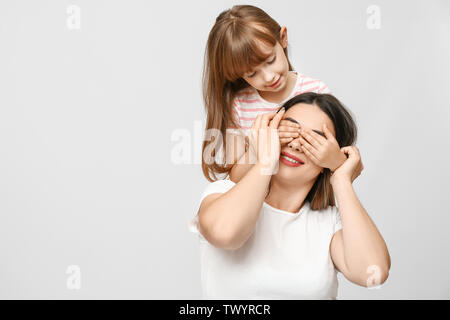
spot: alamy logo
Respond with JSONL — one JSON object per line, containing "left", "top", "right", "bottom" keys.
{"left": 366, "top": 5, "right": 381, "bottom": 30}
{"left": 66, "top": 265, "right": 81, "bottom": 290}
{"left": 67, "top": 5, "right": 81, "bottom": 30}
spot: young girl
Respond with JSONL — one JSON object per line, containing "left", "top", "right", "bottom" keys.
{"left": 201, "top": 5, "right": 347, "bottom": 182}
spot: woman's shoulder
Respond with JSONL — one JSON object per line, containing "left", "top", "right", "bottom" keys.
{"left": 200, "top": 179, "right": 236, "bottom": 202}
{"left": 207, "top": 178, "right": 236, "bottom": 188}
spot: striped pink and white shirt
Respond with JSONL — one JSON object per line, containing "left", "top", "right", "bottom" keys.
{"left": 230, "top": 71, "right": 330, "bottom": 133}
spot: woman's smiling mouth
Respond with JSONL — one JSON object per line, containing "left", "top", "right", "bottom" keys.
{"left": 280, "top": 152, "right": 304, "bottom": 167}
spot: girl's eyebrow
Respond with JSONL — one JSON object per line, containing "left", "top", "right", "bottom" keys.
{"left": 284, "top": 117, "right": 326, "bottom": 137}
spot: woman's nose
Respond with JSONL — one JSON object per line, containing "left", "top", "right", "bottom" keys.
{"left": 287, "top": 138, "right": 302, "bottom": 152}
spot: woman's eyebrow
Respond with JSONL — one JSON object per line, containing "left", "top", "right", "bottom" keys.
{"left": 312, "top": 130, "right": 326, "bottom": 138}
{"left": 284, "top": 117, "right": 326, "bottom": 137}
{"left": 284, "top": 117, "right": 298, "bottom": 124}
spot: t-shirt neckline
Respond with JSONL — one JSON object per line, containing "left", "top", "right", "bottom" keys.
{"left": 263, "top": 200, "right": 308, "bottom": 216}
{"left": 254, "top": 71, "right": 300, "bottom": 106}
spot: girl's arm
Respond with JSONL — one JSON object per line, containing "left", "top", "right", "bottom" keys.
{"left": 330, "top": 146, "right": 391, "bottom": 287}
{"left": 229, "top": 148, "right": 255, "bottom": 183}
{"left": 226, "top": 130, "right": 254, "bottom": 183}
{"left": 200, "top": 111, "right": 285, "bottom": 250}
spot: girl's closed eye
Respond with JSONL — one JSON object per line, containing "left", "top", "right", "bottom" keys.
{"left": 268, "top": 55, "right": 276, "bottom": 64}
{"left": 247, "top": 55, "right": 277, "bottom": 78}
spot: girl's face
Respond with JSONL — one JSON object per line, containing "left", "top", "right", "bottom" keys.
{"left": 241, "top": 40, "right": 290, "bottom": 93}
{"left": 274, "top": 103, "right": 336, "bottom": 184}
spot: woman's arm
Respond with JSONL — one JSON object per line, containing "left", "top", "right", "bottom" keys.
{"left": 330, "top": 146, "right": 391, "bottom": 287}
{"left": 198, "top": 162, "right": 271, "bottom": 250}
{"left": 331, "top": 178, "right": 391, "bottom": 286}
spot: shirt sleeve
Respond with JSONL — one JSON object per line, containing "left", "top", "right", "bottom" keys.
{"left": 318, "top": 80, "right": 331, "bottom": 94}
{"left": 188, "top": 179, "right": 237, "bottom": 239}
{"left": 332, "top": 206, "right": 343, "bottom": 234}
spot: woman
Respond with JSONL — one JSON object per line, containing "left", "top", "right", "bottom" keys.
{"left": 189, "top": 93, "right": 391, "bottom": 299}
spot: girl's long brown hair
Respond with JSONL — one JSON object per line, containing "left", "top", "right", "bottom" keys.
{"left": 201, "top": 5, "right": 294, "bottom": 181}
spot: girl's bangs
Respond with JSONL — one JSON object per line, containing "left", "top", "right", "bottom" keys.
{"left": 224, "top": 26, "right": 277, "bottom": 81}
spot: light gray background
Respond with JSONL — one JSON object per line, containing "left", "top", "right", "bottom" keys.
{"left": 0, "top": 0, "right": 449, "bottom": 299}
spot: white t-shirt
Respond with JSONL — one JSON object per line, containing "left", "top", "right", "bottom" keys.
{"left": 188, "top": 179, "right": 344, "bottom": 300}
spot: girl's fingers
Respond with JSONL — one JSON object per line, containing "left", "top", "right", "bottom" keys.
{"left": 300, "top": 129, "right": 322, "bottom": 149}
{"left": 252, "top": 115, "right": 263, "bottom": 130}
{"left": 280, "top": 137, "right": 294, "bottom": 145}
{"left": 278, "top": 131, "right": 299, "bottom": 138}
{"left": 279, "top": 120, "right": 300, "bottom": 129}
{"left": 322, "top": 124, "right": 338, "bottom": 142}
{"left": 260, "top": 112, "right": 277, "bottom": 128}
{"left": 269, "top": 108, "right": 285, "bottom": 129}
{"left": 298, "top": 136, "right": 318, "bottom": 153}
{"left": 307, "top": 129, "right": 327, "bottom": 144}
{"left": 300, "top": 144, "right": 320, "bottom": 164}
{"left": 278, "top": 125, "right": 299, "bottom": 132}
{"left": 249, "top": 116, "right": 262, "bottom": 150}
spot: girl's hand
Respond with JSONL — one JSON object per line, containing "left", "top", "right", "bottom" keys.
{"left": 248, "top": 108, "right": 285, "bottom": 175}
{"left": 298, "top": 124, "right": 347, "bottom": 172}
{"left": 330, "top": 146, "right": 364, "bottom": 184}
{"left": 278, "top": 119, "right": 300, "bottom": 146}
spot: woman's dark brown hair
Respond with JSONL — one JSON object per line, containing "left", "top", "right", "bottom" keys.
{"left": 273, "top": 92, "right": 358, "bottom": 210}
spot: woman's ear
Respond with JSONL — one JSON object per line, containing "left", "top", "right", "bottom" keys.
{"left": 279, "top": 27, "right": 288, "bottom": 47}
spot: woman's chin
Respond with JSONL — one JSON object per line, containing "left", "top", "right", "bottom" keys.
{"left": 274, "top": 162, "right": 319, "bottom": 182}
{"left": 274, "top": 165, "right": 302, "bottom": 181}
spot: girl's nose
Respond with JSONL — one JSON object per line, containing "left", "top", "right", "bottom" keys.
{"left": 262, "top": 69, "right": 275, "bottom": 84}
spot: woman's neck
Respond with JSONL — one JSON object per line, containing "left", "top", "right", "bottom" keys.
{"left": 264, "top": 178, "right": 315, "bottom": 214}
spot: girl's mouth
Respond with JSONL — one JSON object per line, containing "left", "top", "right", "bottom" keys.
{"left": 269, "top": 77, "right": 281, "bottom": 88}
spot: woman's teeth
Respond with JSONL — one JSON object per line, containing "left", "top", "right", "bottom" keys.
{"left": 281, "top": 155, "right": 301, "bottom": 164}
